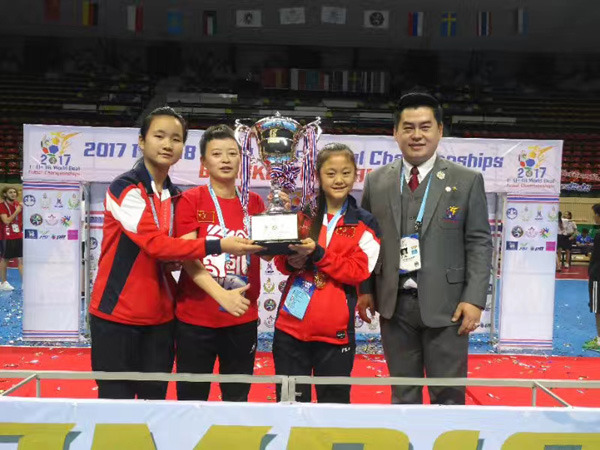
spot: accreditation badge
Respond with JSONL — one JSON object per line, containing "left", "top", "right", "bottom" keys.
{"left": 399, "top": 233, "right": 421, "bottom": 274}
{"left": 282, "top": 277, "right": 316, "bottom": 320}
{"left": 11, "top": 223, "right": 20, "bottom": 233}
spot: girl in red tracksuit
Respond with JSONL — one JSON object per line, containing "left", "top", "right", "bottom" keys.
{"left": 273, "top": 143, "right": 381, "bottom": 403}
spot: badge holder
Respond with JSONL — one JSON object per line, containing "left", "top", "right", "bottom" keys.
{"left": 282, "top": 277, "right": 316, "bottom": 320}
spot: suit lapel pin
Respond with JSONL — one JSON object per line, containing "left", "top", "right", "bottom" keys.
{"left": 436, "top": 171, "right": 445, "bottom": 180}
{"left": 445, "top": 186, "right": 451, "bottom": 192}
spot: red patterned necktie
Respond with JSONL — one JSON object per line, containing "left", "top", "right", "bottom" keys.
{"left": 408, "top": 166, "right": 420, "bottom": 191}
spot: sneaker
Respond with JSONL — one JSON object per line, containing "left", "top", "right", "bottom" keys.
{"left": 583, "top": 338, "right": 600, "bottom": 352}
{"left": 0, "top": 281, "right": 14, "bottom": 291}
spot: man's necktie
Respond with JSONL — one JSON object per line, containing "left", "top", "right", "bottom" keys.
{"left": 409, "top": 166, "right": 420, "bottom": 191}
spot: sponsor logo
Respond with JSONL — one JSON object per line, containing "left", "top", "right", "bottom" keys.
{"left": 23, "top": 195, "right": 36, "bottom": 207}
{"left": 506, "top": 208, "right": 518, "bottom": 220}
{"left": 52, "top": 234, "right": 67, "bottom": 240}
{"left": 262, "top": 278, "right": 275, "bottom": 294}
{"left": 511, "top": 226, "right": 524, "bottom": 238}
{"left": 90, "top": 237, "right": 98, "bottom": 250}
{"left": 519, "top": 243, "right": 528, "bottom": 251}
{"left": 61, "top": 215, "right": 72, "bottom": 228}
{"left": 546, "top": 241, "right": 557, "bottom": 252}
{"left": 29, "top": 214, "right": 43, "bottom": 226}
{"left": 525, "top": 227, "right": 537, "bottom": 238}
{"left": 264, "top": 262, "right": 275, "bottom": 274}
{"left": 24, "top": 229, "right": 38, "bottom": 239}
{"left": 67, "top": 193, "right": 80, "bottom": 210}
{"left": 40, "top": 193, "right": 51, "bottom": 209}
{"left": 263, "top": 299, "right": 277, "bottom": 312}
{"left": 530, "top": 246, "right": 544, "bottom": 252}
{"left": 539, "top": 227, "right": 550, "bottom": 239}
{"left": 54, "top": 192, "right": 64, "bottom": 209}
{"left": 265, "top": 316, "right": 275, "bottom": 329}
{"left": 67, "top": 230, "right": 78, "bottom": 240}
{"left": 506, "top": 241, "right": 518, "bottom": 250}
{"left": 535, "top": 206, "right": 544, "bottom": 221}
{"left": 278, "top": 280, "right": 287, "bottom": 293}
{"left": 45, "top": 213, "right": 59, "bottom": 226}
{"left": 38, "top": 230, "right": 50, "bottom": 240}
{"left": 89, "top": 216, "right": 103, "bottom": 224}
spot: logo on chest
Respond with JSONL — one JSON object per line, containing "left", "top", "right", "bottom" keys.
{"left": 443, "top": 206, "right": 461, "bottom": 222}
{"left": 197, "top": 210, "right": 216, "bottom": 223}
{"left": 335, "top": 226, "right": 356, "bottom": 238}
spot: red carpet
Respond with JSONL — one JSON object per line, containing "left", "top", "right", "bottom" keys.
{"left": 1, "top": 346, "right": 599, "bottom": 407}
{"left": 555, "top": 264, "right": 588, "bottom": 280}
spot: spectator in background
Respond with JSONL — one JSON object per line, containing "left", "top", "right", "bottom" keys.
{"left": 576, "top": 228, "right": 594, "bottom": 256}
{"left": 557, "top": 211, "right": 577, "bottom": 270}
{"left": 0, "top": 187, "right": 23, "bottom": 288}
{"left": 583, "top": 204, "right": 600, "bottom": 352}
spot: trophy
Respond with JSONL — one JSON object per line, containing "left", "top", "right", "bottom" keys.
{"left": 235, "top": 112, "right": 321, "bottom": 254}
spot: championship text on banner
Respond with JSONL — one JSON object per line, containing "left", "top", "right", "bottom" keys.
{"left": 1, "top": 397, "right": 600, "bottom": 449}
{"left": 23, "top": 125, "right": 562, "bottom": 195}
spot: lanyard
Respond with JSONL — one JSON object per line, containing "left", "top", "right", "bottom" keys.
{"left": 3, "top": 201, "right": 15, "bottom": 216}
{"left": 148, "top": 195, "right": 174, "bottom": 237}
{"left": 322, "top": 199, "right": 348, "bottom": 247}
{"left": 400, "top": 164, "right": 433, "bottom": 233}
{"left": 208, "top": 184, "right": 251, "bottom": 266}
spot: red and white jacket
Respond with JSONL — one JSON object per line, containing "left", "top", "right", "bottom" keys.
{"left": 275, "top": 196, "right": 381, "bottom": 345}
{"left": 90, "top": 161, "right": 220, "bottom": 326}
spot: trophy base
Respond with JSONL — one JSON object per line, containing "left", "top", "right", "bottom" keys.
{"left": 256, "top": 239, "right": 302, "bottom": 255}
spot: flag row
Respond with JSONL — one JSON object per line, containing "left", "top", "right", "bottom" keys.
{"left": 42, "top": 3, "right": 529, "bottom": 37}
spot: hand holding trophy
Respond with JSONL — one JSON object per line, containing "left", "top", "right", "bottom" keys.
{"left": 235, "top": 112, "right": 321, "bottom": 255}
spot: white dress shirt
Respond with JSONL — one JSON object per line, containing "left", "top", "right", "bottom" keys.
{"left": 402, "top": 153, "right": 437, "bottom": 185}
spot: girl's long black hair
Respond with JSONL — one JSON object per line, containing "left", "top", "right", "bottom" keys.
{"left": 307, "top": 143, "right": 357, "bottom": 242}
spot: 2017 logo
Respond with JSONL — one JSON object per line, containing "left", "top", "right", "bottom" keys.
{"left": 40, "top": 132, "right": 78, "bottom": 165}
{"left": 517, "top": 145, "right": 552, "bottom": 178}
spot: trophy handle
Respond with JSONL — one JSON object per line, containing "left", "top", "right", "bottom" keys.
{"left": 234, "top": 119, "right": 252, "bottom": 143}
{"left": 304, "top": 116, "right": 322, "bottom": 140}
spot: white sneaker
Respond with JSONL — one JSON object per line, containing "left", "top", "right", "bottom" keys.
{"left": 0, "top": 281, "right": 14, "bottom": 291}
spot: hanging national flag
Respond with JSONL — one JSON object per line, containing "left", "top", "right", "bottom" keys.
{"left": 364, "top": 10, "right": 389, "bottom": 29}
{"left": 280, "top": 7, "right": 305, "bottom": 25}
{"left": 236, "top": 10, "right": 262, "bottom": 27}
{"left": 126, "top": 2, "right": 143, "bottom": 32}
{"left": 477, "top": 11, "right": 491, "bottom": 36}
{"left": 516, "top": 8, "right": 529, "bottom": 35}
{"left": 408, "top": 11, "right": 423, "bottom": 37}
{"left": 441, "top": 12, "right": 457, "bottom": 37}
{"left": 82, "top": 0, "right": 98, "bottom": 26}
{"left": 44, "top": 0, "right": 60, "bottom": 22}
{"left": 321, "top": 6, "right": 346, "bottom": 25}
{"left": 167, "top": 9, "right": 183, "bottom": 35}
{"left": 203, "top": 11, "right": 216, "bottom": 36}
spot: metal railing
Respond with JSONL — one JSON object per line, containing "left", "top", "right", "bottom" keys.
{"left": 2, "top": 370, "right": 600, "bottom": 407}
